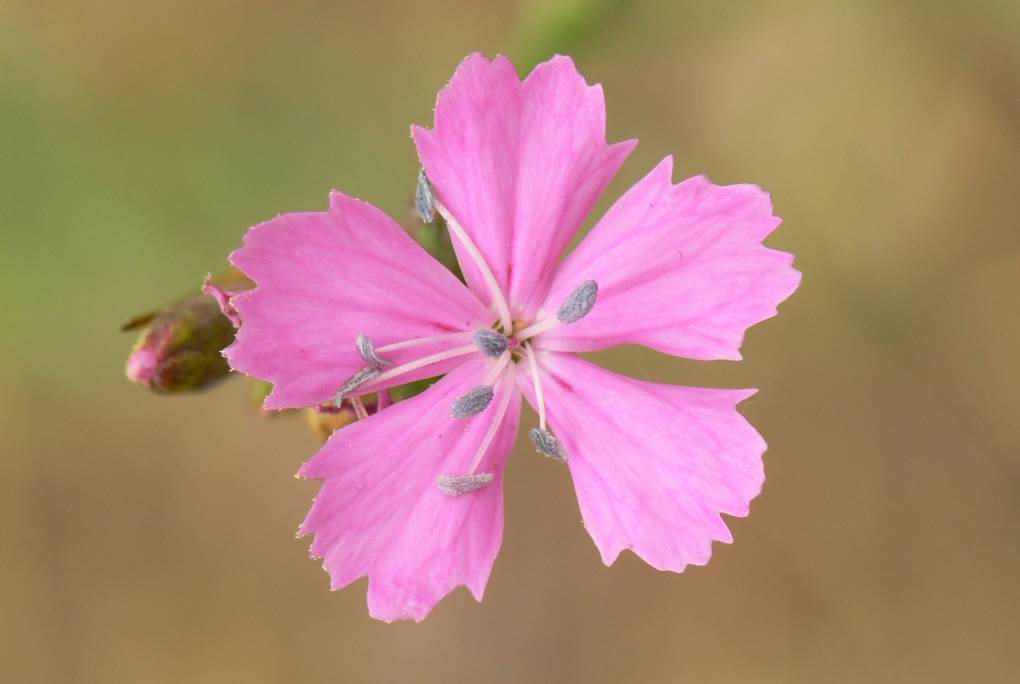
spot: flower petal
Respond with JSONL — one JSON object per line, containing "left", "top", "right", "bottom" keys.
{"left": 298, "top": 358, "right": 521, "bottom": 622}
{"left": 518, "top": 352, "right": 766, "bottom": 572}
{"left": 413, "top": 53, "right": 636, "bottom": 318}
{"left": 538, "top": 157, "right": 800, "bottom": 360}
{"left": 225, "top": 191, "right": 490, "bottom": 409}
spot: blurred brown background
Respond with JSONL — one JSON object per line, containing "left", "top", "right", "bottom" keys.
{"left": 2, "top": 1, "right": 1018, "bottom": 682}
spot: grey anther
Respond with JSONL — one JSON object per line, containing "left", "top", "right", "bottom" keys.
{"left": 451, "top": 385, "right": 494, "bottom": 418}
{"left": 334, "top": 365, "right": 382, "bottom": 405}
{"left": 528, "top": 428, "right": 568, "bottom": 463}
{"left": 556, "top": 280, "right": 598, "bottom": 324}
{"left": 436, "top": 472, "right": 494, "bottom": 497}
{"left": 473, "top": 329, "right": 510, "bottom": 358}
{"left": 356, "top": 333, "right": 390, "bottom": 367}
{"left": 415, "top": 168, "right": 436, "bottom": 223}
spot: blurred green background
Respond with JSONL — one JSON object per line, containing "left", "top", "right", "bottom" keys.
{"left": 3, "top": 1, "right": 1018, "bottom": 681}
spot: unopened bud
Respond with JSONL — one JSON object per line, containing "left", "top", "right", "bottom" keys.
{"left": 123, "top": 270, "right": 252, "bottom": 393}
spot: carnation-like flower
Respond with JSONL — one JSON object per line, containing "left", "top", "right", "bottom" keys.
{"left": 224, "top": 53, "right": 800, "bottom": 621}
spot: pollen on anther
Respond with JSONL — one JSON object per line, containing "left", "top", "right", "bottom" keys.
{"left": 557, "top": 280, "right": 598, "bottom": 324}
{"left": 356, "top": 333, "right": 390, "bottom": 367}
{"left": 334, "top": 365, "right": 382, "bottom": 405}
{"left": 415, "top": 168, "right": 436, "bottom": 223}
{"left": 451, "top": 385, "right": 494, "bottom": 418}
{"left": 473, "top": 329, "right": 509, "bottom": 358}
{"left": 528, "top": 428, "right": 568, "bottom": 463}
{"left": 436, "top": 472, "right": 494, "bottom": 496}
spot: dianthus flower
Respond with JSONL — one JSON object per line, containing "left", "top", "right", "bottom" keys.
{"left": 224, "top": 53, "right": 800, "bottom": 621}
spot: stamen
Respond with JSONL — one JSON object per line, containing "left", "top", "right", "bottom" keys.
{"left": 449, "top": 349, "right": 512, "bottom": 418}
{"left": 473, "top": 329, "right": 509, "bottom": 358}
{"left": 334, "top": 365, "right": 382, "bottom": 404}
{"left": 415, "top": 168, "right": 435, "bottom": 223}
{"left": 528, "top": 428, "right": 567, "bottom": 463}
{"left": 522, "top": 346, "right": 566, "bottom": 463}
{"left": 515, "top": 280, "right": 600, "bottom": 342}
{"left": 514, "top": 316, "right": 558, "bottom": 341}
{"left": 483, "top": 350, "right": 512, "bottom": 386}
{"left": 436, "top": 472, "right": 493, "bottom": 497}
{"left": 375, "top": 331, "right": 472, "bottom": 354}
{"left": 356, "top": 333, "right": 390, "bottom": 367}
{"left": 557, "top": 280, "right": 598, "bottom": 324}
{"left": 363, "top": 344, "right": 477, "bottom": 388}
{"left": 524, "top": 344, "right": 547, "bottom": 430}
{"left": 349, "top": 396, "right": 370, "bottom": 420}
{"left": 466, "top": 366, "right": 516, "bottom": 474}
{"left": 435, "top": 202, "right": 513, "bottom": 333}
{"left": 451, "top": 385, "right": 494, "bottom": 418}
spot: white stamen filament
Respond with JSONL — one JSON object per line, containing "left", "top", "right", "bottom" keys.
{"left": 483, "top": 350, "right": 511, "bottom": 386}
{"left": 467, "top": 365, "right": 516, "bottom": 474}
{"left": 524, "top": 344, "right": 547, "bottom": 430}
{"left": 516, "top": 280, "right": 599, "bottom": 342}
{"left": 349, "top": 396, "right": 369, "bottom": 420}
{"left": 375, "top": 331, "right": 473, "bottom": 354}
{"left": 515, "top": 316, "right": 558, "bottom": 342}
{"left": 436, "top": 202, "right": 513, "bottom": 333}
{"left": 362, "top": 344, "right": 477, "bottom": 388}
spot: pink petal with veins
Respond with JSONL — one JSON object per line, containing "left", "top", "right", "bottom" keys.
{"left": 520, "top": 352, "right": 765, "bottom": 572}
{"left": 539, "top": 157, "right": 800, "bottom": 360}
{"left": 225, "top": 190, "right": 490, "bottom": 409}
{"left": 413, "top": 53, "right": 635, "bottom": 318}
{"left": 299, "top": 358, "right": 520, "bottom": 622}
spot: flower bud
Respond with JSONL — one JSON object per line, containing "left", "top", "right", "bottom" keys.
{"left": 123, "top": 270, "right": 252, "bottom": 393}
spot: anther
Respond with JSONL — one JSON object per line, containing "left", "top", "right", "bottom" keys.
{"left": 415, "top": 168, "right": 435, "bottom": 223}
{"left": 451, "top": 385, "right": 494, "bottom": 418}
{"left": 473, "top": 329, "right": 509, "bottom": 358}
{"left": 528, "top": 428, "right": 567, "bottom": 463}
{"left": 436, "top": 472, "right": 494, "bottom": 496}
{"left": 356, "top": 333, "right": 390, "bottom": 367}
{"left": 334, "top": 365, "right": 382, "bottom": 405}
{"left": 557, "top": 280, "right": 598, "bottom": 324}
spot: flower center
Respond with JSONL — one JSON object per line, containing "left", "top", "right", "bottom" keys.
{"left": 331, "top": 182, "right": 602, "bottom": 496}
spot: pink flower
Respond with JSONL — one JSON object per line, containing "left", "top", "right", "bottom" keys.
{"left": 225, "top": 53, "right": 800, "bottom": 622}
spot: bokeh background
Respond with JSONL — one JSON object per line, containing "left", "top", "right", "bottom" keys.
{"left": 3, "top": 1, "right": 1019, "bottom": 682}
